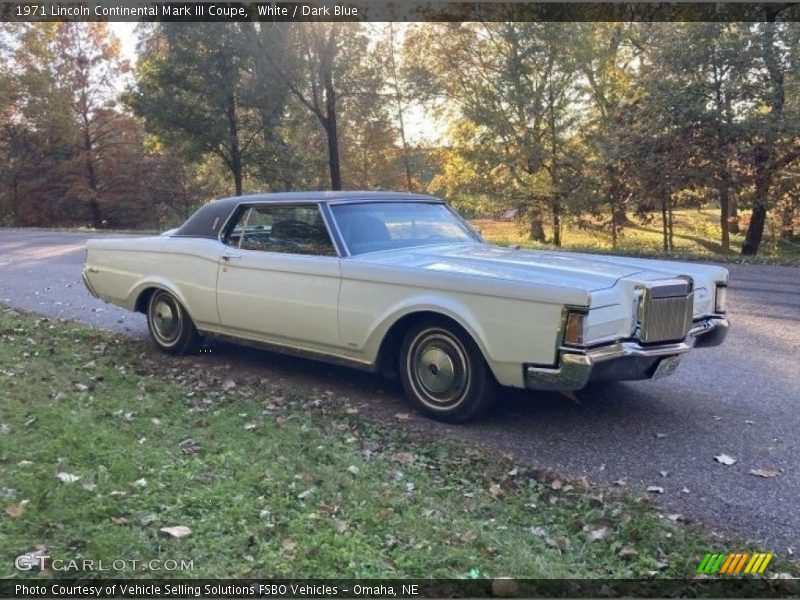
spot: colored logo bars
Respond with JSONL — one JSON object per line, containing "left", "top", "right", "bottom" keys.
{"left": 697, "top": 552, "right": 774, "bottom": 575}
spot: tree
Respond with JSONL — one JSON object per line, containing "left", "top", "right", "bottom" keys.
{"left": 406, "top": 22, "right": 584, "bottom": 245}
{"left": 382, "top": 23, "right": 415, "bottom": 191}
{"left": 1, "top": 23, "right": 131, "bottom": 227}
{"left": 741, "top": 14, "right": 800, "bottom": 255}
{"left": 129, "top": 23, "right": 283, "bottom": 196}
{"left": 55, "top": 24, "right": 130, "bottom": 226}
{"left": 575, "top": 23, "right": 644, "bottom": 248}
{"left": 641, "top": 23, "right": 753, "bottom": 254}
{"left": 252, "top": 23, "right": 382, "bottom": 191}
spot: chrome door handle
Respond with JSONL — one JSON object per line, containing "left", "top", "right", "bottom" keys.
{"left": 221, "top": 253, "right": 242, "bottom": 261}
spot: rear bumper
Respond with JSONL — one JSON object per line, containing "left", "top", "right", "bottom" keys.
{"left": 525, "top": 317, "right": 729, "bottom": 391}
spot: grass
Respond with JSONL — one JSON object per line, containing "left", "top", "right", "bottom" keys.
{"left": 0, "top": 307, "right": 796, "bottom": 583}
{"left": 473, "top": 209, "right": 800, "bottom": 266}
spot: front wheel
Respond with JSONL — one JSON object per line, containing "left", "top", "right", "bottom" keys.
{"left": 399, "top": 320, "right": 495, "bottom": 423}
{"left": 146, "top": 289, "right": 200, "bottom": 355}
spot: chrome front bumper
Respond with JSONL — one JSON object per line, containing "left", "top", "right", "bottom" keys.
{"left": 525, "top": 317, "right": 729, "bottom": 391}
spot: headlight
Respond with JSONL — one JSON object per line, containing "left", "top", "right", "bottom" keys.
{"left": 564, "top": 311, "right": 587, "bottom": 346}
{"left": 714, "top": 284, "right": 727, "bottom": 314}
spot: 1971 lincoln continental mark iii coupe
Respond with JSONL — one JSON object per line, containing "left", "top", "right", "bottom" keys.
{"left": 83, "top": 191, "right": 729, "bottom": 422}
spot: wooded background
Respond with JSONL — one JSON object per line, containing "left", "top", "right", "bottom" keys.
{"left": 0, "top": 21, "right": 798, "bottom": 257}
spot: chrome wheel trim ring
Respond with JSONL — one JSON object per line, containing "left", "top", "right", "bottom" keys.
{"left": 149, "top": 292, "right": 182, "bottom": 347}
{"left": 407, "top": 329, "right": 470, "bottom": 410}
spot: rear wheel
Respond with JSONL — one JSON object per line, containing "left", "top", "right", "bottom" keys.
{"left": 399, "top": 319, "right": 495, "bottom": 423}
{"left": 146, "top": 289, "right": 199, "bottom": 355}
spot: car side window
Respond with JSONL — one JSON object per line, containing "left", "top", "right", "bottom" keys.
{"left": 224, "top": 204, "right": 337, "bottom": 257}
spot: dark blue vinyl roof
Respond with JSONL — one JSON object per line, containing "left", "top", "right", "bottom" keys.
{"left": 173, "top": 191, "right": 442, "bottom": 239}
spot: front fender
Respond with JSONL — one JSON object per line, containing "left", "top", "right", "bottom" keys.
{"left": 363, "top": 295, "right": 492, "bottom": 366}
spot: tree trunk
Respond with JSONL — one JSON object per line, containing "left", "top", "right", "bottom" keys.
{"left": 11, "top": 169, "right": 20, "bottom": 226}
{"left": 742, "top": 144, "right": 770, "bottom": 256}
{"left": 324, "top": 72, "right": 342, "bottom": 191}
{"left": 610, "top": 205, "right": 618, "bottom": 249}
{"left": 729, "top": 197, "right": 740, "bottom": 234}
{"left": 606, "top": 165, "right": 627, "bottom": 248}
{"left": 742, "top": 17, "right": 784, "bottom": 256}
{"left": 668, "top": 202, "right": 674, "bottom": 251}
{"left": 529, "top": 209, "right": 546, "bottom": 242}
{"left": 661, "top": 194, "right": 670, "bottom": 252}
{"left": 83, "top": 124, "right": 101, "bottom": 228}
{"left": 387, "top": 24, "right": 414, "bottom": 192}
{"left": 719, "top": 172, "right": 731, "bottom": 253}
{"left": 780, "top": 201, "right": 794, "bottom": 238}
{"left": 226, "top": 93, "right": 243, "bottom": 196}
{"left": 233, "top": 168, "right": 243, "bottom": 197}
{"left": 551, "top": 198, "right": 561, "bottom": 247}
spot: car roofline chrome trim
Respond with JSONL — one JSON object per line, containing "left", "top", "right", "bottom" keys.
{"left": 320, "top": 202, "right": 350, "bottom": 258}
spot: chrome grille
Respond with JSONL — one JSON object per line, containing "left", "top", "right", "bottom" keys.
{"left": 639, "top": 281, "right": 694, "bottom": 343}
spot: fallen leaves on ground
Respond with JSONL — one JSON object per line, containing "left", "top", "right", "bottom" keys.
{"left": 587, "top": 526, "right": 612, "bottom": 542}
{"left": 714, "top": 454, "right": 737, "bottom": 466}
{"left": 618, "top": 545, "right": 639, "bottom": 559}
{"left": 749, "top": 468, "right": 779, "bottom": 478}
{"left": 179, "top": 439, "right": 201, "bottom": 454}
{"left": 529, "top": 526, "right": 548, "bottom": 538}
{"left": 488, "top": 483, "right": 503, "bottom": 499}
{"left": 160, "top": 525, "right": 191, "bottom": 538}
{"left": 391, "top": 452, "right": 414, "bottom": 465}
{"left": 666, "top": 514, "right": 684, "bottom": 523}
{"left": 4, "top": 504, "right": 25, "bottom": 518}
{"left": 56, "top": 472, "right": 80, "bottom": 484}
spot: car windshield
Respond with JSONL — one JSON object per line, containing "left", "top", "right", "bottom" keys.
{"left": 330, "top": 202, "right": 478, "bottom": 255}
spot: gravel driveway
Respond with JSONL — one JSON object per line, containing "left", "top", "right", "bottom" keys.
{"left": 1, "top": 228, "right": 798, "bottom": 553}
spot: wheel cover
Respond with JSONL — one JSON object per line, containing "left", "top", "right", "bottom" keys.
{"left": 150, "top": 293, "right": 181, "bottom": 346}
{"left": 409, "top": 330, "right": 469, "bottom": 409}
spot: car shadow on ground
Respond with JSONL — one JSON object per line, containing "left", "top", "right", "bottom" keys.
{"left": 196, "top": 338, "right": 670, "bottom": 439}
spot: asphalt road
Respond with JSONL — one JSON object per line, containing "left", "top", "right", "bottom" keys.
{"left": 1, "top": 229, "right": 798, "bottom": 554}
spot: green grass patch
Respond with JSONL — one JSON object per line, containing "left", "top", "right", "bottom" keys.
{"left": 0, "top": 307, "right": 794, "bottom": 580}
{"left": 473, "top": 209, "right": 800, "bottom": 266}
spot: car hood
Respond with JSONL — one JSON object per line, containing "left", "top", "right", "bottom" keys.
{"left": 353, "top": 243, "right": 651, "bottom": 292}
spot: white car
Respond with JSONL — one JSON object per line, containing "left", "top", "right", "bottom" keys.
{"left": 83, "top": 192, "right": 729, "bottom": 422}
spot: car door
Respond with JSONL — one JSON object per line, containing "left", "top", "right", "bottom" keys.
{"left": 216, "top": 202, "right": 342, "bottom": 349}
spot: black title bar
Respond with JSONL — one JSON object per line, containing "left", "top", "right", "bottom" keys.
{"left": 3, "top": 578, "right": 800, "bottom": 598}
{"left": 2, "top": 2, "right": 800, "bottom": 22}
